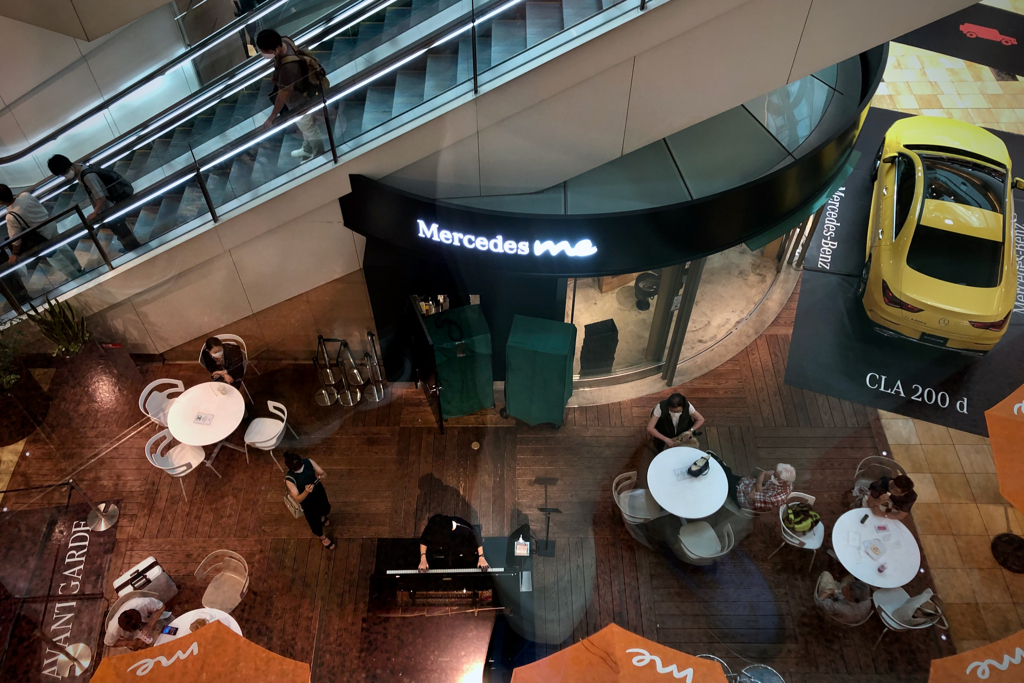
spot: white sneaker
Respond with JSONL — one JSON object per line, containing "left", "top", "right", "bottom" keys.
{"left": 290, "top": 147, "right": 313, "bottom": 159}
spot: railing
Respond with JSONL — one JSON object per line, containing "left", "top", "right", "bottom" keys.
{"left": 0, "top": 0, "right": 647, "bottom": 322}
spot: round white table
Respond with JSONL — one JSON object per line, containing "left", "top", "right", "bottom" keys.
{"left": 647, "top": 446, "right": 728, "bottom": 519}
{"left": 167, "top": 382, "right": 246, "bottom": 464}
{"left": 831, "top": 508, "right": 921, "bottom": 588}
{"left": 154, "top": 607, "right": 241, "bottom": 645}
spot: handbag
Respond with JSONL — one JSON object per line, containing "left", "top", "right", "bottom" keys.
{"left": 687, "top": 454, "right": 710, "bottom": 478}
{"left": 284, "top": 493, "right": 303, "bottom": 518}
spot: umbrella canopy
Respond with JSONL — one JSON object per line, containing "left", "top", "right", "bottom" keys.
{"left": 928, "top": 629, "right": 1024, "bottom": 683}
{"left": 511, "top": 623, "right": 728, "bottom": 683}
{"left": 90, "top": 621, "right": 309, "bottom": 683}
{"left": 984, "top": 384, "right": 1024, "bottom": 513}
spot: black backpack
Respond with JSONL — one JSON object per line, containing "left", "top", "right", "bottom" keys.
{"left": 80, "top": 166, "right": 134, "bottom": 204}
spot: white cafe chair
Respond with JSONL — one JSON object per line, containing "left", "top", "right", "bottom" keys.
{"left": 243, "top": 400, "right": 297, "bottom": 472}
{"left": 872, "top": 587, "right": 947, "bottom": 650}
{"left": 197, "top": 333, "right": 257, "bottom": 403}
{"left": 612, "top": 472, "right": 669, "bottom": 524}
{"left": 139, "top": 379, "right": 184, "bottom": 427}
{"left": 853, "top": 455, "right": 907, "bottom": 492}
{"left": 767, "top": 492, "right": 824, "bottom": 572}
{"left": 146, "top": 429, "right": 213, "bottom": 501}
{"left": 195, "top": 550, "right": 249, "bottom": 613}
{"left": 677, "top": 521, "right": 734, "bottom": 565}
{"left": 814, "top": 572, "right": 874, "bottom": 627}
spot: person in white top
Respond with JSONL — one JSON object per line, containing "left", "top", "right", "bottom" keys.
{"left": 103, "top": 595, "right": 168, "bottom": 649}
{"left": 646, "top": 393, "right": 705, "bottom": 452}
{"left": 0, "top": 184, "right": 77, "bottom": 305}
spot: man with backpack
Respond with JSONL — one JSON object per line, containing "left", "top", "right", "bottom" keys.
{"left": 46, "top": 155, "right": 141, "bottom": 253}
{"left": 256, "top": 29, "right": 328, "bottom": 161}
{"left": 0, "top": 184, "right": 78, "bottom": 306}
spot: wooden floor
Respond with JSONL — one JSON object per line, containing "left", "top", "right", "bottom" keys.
{"left": 0, "top": 284, "right": 954, "bottom": 682}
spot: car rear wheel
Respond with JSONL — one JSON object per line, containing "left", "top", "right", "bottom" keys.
{"left": 965, "top": 31, "right": 977, "bottom": 38}
{"left": 1002, "top": 38, "right": 1014, "bottom": 45}
{"left": 854, "top": 257, "right": 871, "bottom": 300}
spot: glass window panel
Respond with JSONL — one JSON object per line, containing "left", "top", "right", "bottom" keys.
{"left": 742, "top": 76, "right": 833, "bottom": 153}
{"left": 566, "top": 141, "right": 690, "bottom": 214}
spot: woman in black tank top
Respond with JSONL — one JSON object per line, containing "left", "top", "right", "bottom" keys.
{"left": 284, "top": 452, "right": 334, "bottom": 550}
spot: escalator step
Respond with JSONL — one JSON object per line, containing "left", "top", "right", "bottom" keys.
{"left": 393, "top": 71, "right": 426, "bottom": 116}
{"left": 424, "top": 53, "right": 459, "bottom": 100}
{"left": 356, "top": 22, "right": 384, "bottom": 49}
{"left": 150, "top": 194, "right": 185, "bottom": 240}
{"left": 338, "top": 100, "right": 365, "bottom": 141}
{"left": 562, "top": 0, "right": 601, "bottom": 27}
{"left": 491, "top": 20, "right": 527, "bottom": 66}
{"left": 126, "top": 149, "right": 153, "bottom": 182}
{"left": 362, "top": 86, "right": 396, "bottom": 132}
{"left": 131, "top": 205, "right": 161, "bottom": 244}
{"left": 526, "top": 2, "right": 563, "bottom": 47}
{"left": 328, "top": 37, "right": 357, "bottom": 69}
{"left": 383, "top": 7, "right": 412, "bottom": 34}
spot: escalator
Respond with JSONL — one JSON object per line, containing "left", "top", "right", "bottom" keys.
{"left": 0, "top": 0, "right": 638, "bottom": 319}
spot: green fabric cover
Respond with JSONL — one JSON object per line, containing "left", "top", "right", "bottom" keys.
{"left": 427, "top": 305, "right": 494, "bottom": 418}
{"left": 505, "top": 315, "right": 576, "bottom": 426}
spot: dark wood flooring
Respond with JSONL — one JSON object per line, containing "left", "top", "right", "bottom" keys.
{"left": 0, "top": 283, "right": 954, "bottom": 682}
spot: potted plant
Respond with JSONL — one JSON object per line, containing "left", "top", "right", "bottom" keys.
{"left": 0, "top": 328, "right": 49, "bottom": 446}
{"left": 27, "top": 296, "right": 91, "bottom": 358}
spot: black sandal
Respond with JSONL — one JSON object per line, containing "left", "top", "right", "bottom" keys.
{"left": 321, "top": 536, "right": 336, "bottom": 550}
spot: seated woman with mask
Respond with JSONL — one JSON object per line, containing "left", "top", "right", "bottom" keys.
{"left": 200, "top": 337, "right": 246, "bottom": 387}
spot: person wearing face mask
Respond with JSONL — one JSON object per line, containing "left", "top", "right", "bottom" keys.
{"left": 46, "top": 155, "right": 141, "bottom": 252}
{"left": 646, "top": 393, "right": 705, "bottom": 452}
{"left": 200, "top": 337, "right": 246, "bottom": 387}
{"left": 736, "top": 463, "right": 796, "bottom": 513}
{"left": 255, "top": 29, "right": 326, "bottom": 161}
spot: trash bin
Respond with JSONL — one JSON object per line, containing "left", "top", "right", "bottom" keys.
{"left": 425, "top": 304, "right": 494, "bottom": 418}
{"left": 502, "top": 315, "right": 576, "bottom": 427}
{"left": 113, "top": 556, "right": 178, "bottom": 603}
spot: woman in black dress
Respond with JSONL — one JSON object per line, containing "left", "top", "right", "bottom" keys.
{"left": 284, "top": 452, "right": 335, "bottom": 549}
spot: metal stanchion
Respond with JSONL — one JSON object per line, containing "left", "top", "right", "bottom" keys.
{"left": 367, "top": 331, "right": 387, "bottom": 390}
{"left": 313, "top": 353, "right": 338, "bottom": 407}
{"left": 339, "top": 340, "right": 365, "bottom": 386}
{"left": 67, "top": 478, "right": 119, "bottom": 531}
{"left": 34, "top": 629, "right": 91, "bottom": 677}
{"left": 317, "top": 335, "right": 337, "bottom": 386}
{"left": 335, "top": 349, "right": 362, "bottom": 407}
{"left": 363, "top": 352, "right": 384, "bottom": 403}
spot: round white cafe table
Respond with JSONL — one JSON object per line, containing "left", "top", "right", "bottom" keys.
{"left": 167, "top": 382, "right": 245, "bottom": 446}
{"left": 647, "top": 446, "right": 728, "bottom": 519}
{"left": 831, "top": 508, "right": 921, "bottom": 588}
{"left": 154, "top": 607, "right": 241, "bottom": 645}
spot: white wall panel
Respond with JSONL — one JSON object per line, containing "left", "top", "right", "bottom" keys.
{"left": 230, "top": 200, "right": 361, "bottom": 313}
{"left": 0, "top": 16, "right": 84, "bottom": 104}
{"left": 478, "top": 59, "right": 633, "bottom": 195}
{"left": 791, "top": 0, "right": 977, "bottom": 82}
{"left": 11, "top": 61, "right": 107, "bottom": 150}
{"left": 383, "top": 134, "right": 481, "bottom": 199}
{"left": 0, "top": 0, "right": 85, "bottom": 39}
{"left": 87, "top": 299, "right": 158, "bottom": 353}
{"left": 71, "top": 0, "right": 170, "bottom": 41}
{"left": 623, "top": 0, "right": 812, "bottom": 155}
{"left": 130, "top": 251, "right": 253, "bottom": 350}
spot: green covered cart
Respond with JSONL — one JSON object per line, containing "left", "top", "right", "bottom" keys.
{"left": 425, "top": 305, "right": 494, "bottom": 418}
{"left": 501, "top": 315, "right": 576, "bottom": 427}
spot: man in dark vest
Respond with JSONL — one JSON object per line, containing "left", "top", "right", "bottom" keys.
{"left": 646, "top": 393, "right": 705, "bottom": 452}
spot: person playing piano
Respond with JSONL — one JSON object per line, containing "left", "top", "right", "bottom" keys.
{"left": 418, "top": 514, "right": 490, "bottom": 572}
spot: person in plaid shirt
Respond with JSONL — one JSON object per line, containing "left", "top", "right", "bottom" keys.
{"left": 736, "top": 463, "right": 796, "bottom": 512}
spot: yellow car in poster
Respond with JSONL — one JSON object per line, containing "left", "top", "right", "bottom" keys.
{"left": 857, "top": 116, "right": 1022, "bottom": 354}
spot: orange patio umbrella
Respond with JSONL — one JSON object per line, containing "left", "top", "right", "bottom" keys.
{"left": 90, "top": 621, "right": 309, "bottom": 683}
{"left": 511, "top": 623, "right": 728, "bottom": 683}
{"left": 984, "top": 384, "right": 1024, "bottom": 513}
{"left": 929, "top": 629, "right": 1024, "bottom": 683}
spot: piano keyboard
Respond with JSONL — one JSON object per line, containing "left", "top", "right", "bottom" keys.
{"left": 386, "top": 567, "right": 505, "bottom": 574}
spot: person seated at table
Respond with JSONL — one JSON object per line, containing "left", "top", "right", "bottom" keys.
{"left": 103, "top": 596, "right": 168, "bottom": 650}
{"left": 861, "top": 474, "right": 917, "bottom": 521}
{"left": 200, "top": 337, "right": 246, "bottom": 387}
{"left": 646, "top": 393, "right": 705, "bottom": 452}
{"left": 418, "top": 513, "right": 489, "bottom": 572}
{"left": 736, "top": 463, "right": 796, "bottom": 513}
{"left": 816, "top": 571, "right": 872, "bottom": 625}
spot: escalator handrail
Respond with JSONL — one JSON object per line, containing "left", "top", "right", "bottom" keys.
{"left": 0, "top": 0, "right": 351, "bottom": 168}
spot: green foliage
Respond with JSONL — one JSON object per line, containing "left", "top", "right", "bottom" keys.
{"left": 0, "top": 330, "right": 20, "bottom": 390}
{"left": 26, "top": 297, "right": 90, "bottom": 357}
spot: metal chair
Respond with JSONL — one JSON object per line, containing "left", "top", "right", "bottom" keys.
{"left": 739, "top": 664, "right": 786, "bottom": 682}
{"left": 146, "top": 429, "right": 212, "bottom": 501}
{"left": 697, "top": 654, "right": 740, "bottom": 682}
{"left": 853, "top": 455, "right": 907, "bottom": 492}
{"left": 813, "top": 572, "right": 874, "bottom": 627}
{"left": 195, "top": 550, "right": 249, "bottom": 613}
{"left": 677, "top": 521, "right": 734, "bottom": 565}
{"left": 872, "top": 587, "right": 947, "bottom": 650}
{"left": 767, "top": 492, "right": 824, "bottom": 572}
{"left": 197, "top": 334, "right": 257, "bottom": 403}
{"left": 612, "top": 471, "right": 669, "bottom": 524}
{"left": 138, "top": 379, "right": 183, "bottom": 427}
{"left": 723, "top": 496, "right": 761, "bottom": 520}
{"left": 243, "top": 400, "right": 296, "bottom": 472}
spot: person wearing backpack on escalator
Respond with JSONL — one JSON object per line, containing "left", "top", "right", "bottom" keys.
{"left": 256, "top": 29, "right": 330, "bottom": 162}
{"left": 46, "top": 155, "right": 141, "bottom": 253}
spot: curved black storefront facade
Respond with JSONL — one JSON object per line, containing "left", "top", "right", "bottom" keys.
{"left": 342, "top": 45, "right": 887, "bottom": 385}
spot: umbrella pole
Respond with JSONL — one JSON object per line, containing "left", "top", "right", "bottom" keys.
{"left": 34, "top": 628, "right": 91, "bottom": 676}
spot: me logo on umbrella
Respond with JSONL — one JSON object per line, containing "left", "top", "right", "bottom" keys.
{"left": 966, "top": 646, "right": 1024, "bottom": 679}
{"left": 627, "top": 648, "right": 693, "bottom": 680}
{"left": 126, "top": 643, "right": 198, "bottom": 676}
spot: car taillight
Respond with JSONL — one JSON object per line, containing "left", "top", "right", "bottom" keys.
{"left": 969, "top": 311, "right": 1011, "bottom": 331}
{"left": 881, "top": 280, "right": 924, "bottom": 313}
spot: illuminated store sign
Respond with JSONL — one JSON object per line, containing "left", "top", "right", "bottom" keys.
{"left": 416, "top": 221, "right": 597, "bottom": 258}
